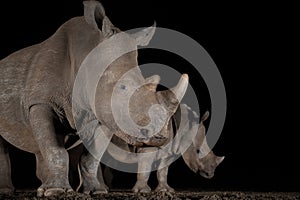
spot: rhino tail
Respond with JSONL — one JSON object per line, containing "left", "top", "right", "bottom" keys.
{"left": 76, "top": 164, "right": 83, "bottom": 192}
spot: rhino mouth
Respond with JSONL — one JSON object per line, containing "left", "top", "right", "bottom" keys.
{"left": 136, "top": 135, "right": 168, "bottom": 147}
{"left": 199, "top": 171, "right": 214, "bottom": 179}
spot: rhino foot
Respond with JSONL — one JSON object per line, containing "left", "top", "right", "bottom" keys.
{"left": 83, "top": 187, "right": 108, "bottom": 195}
{"left": 132, "top": 183, "right": 151, "bottom": 193}
{"left": 155, "top": 183, "right": 175, "bottom": 193}
{"left": 37, "top": 187, "right": 73, "bottom": 197}
{"left": 82, "top": 181, "right": 108, "bottom": 195}
{"left": 90, "top": 188, "right": 108, "bottom": 195}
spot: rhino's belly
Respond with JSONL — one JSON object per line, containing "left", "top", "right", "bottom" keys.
{"left": 0, "top": 123, "right": 39, "bottom": 154}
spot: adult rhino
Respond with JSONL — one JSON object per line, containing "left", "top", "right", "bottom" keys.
{"left": 0, "top": 0, "right": 188, "bottom": 197}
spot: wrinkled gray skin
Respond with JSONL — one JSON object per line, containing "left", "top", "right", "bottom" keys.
{"left": 0, "top": 0, "right": 188, "bottom": 197}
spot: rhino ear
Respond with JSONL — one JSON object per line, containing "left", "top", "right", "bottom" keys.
{"left": 193, "top": 111, "right": 209, "bottom": 147}
{"left": 145, "top": 75, "right": 160, "bottom": 92}
{"left": 102, "top": 16, "right": 118, "bottom": 37}
{"left": 83, "top": 0, "right": 106, "bottom": 30}
{"left": 216, "top": 156, "right": 225, "bottom": 166}
{"left": 201, "top": 111, "right": 210, "bottom": 122}
{"left": 131, "top": 22, "right": 156, "bottom": 46}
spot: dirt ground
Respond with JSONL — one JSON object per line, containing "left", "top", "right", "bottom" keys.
{"left": 0, "top": 190, "right": 299, "bottom": 200}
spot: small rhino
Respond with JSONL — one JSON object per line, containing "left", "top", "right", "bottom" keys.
{"left": 101, "top": 104, "right": 225, "bottom": 193}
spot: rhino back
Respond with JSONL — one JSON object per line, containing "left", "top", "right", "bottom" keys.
{"left": 22, "top": 17, "right": 101, "bottom": 111}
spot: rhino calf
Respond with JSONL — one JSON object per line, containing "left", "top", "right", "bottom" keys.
{"left": 102, "top": 104, "right": 224, "bottom": 193}
{"left": 133, "top": 105, "right": 224, "bottom": 193}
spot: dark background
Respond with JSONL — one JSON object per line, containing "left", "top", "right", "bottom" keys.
{"left": 0, "top": 0, "right": 298, "bottom": 192}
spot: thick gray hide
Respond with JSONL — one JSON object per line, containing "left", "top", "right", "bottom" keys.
{"left": 0, "top": 0, "right": 189, "bottom": 196}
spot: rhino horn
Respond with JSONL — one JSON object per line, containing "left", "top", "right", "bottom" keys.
{"left": 158, "top": 74, "right": 189, "bottom": 114}
{"left": 216, "top": 156, "right": 225, "bottom": 165}
{"left": 131, "top": 22, "right": 156, "bottom": 46}
{"left": 170, "top": 74, "right": 189, "bottom": 103}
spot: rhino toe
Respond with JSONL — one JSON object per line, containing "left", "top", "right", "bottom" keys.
{"left": 132, "top": 184, "right": 151, "bottom": 193}
{"left": 91, "top": 188, "right": 109, "bottom": 195}
{"left": 155, "top": 184, "right": 175, "bottom": 193}
{"left": 83, "top": 184, "right": 109, "bottom": 195}
{"left": 39, "top": 187, "right": 73, "bottom": 197}
{"left": 44, "top": 188, "right": 66, "bottom": 197}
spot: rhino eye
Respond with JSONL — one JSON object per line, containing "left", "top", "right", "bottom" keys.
{"left": 120, "top": 85, "right": 126, "bottom": 90}
{"left": 196, "top": 149, "right": 200, "bottom": 154}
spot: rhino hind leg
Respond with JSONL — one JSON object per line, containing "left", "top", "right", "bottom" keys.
{"left": 29, "top": 105, "right": 72, "bottom": 197}
{"left": 80, "top": 150, "right": 108, "bottom": 194}
{"left": 0, "top": 136, "right": 14, "bottom": 194}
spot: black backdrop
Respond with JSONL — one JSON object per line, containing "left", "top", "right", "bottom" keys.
{"left": 0, "top": 0, "right": 298, "bottom": 192}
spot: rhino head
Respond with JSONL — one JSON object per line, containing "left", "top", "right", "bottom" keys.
{"left": 182, "top": 111, "right": 225, "bottom": 179}
{"left": 78, "top": 0, "right": 188, "bottom": 147}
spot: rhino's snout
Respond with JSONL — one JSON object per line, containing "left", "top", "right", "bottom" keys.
{"left": 199, "top": 171, "right": 214, "bottom": 179}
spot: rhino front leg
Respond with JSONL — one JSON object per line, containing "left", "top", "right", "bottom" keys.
{"left": 35, "top": 152, "right": 49, "bottom": 184}
{"left": 155, "top": 165, "right": 175, "bottom": 193}
{"left": 0, "top": 136, "right": 14, "bottom": 194}
{"left": 132, "top": 147, "right": 157, "bottom": 193}
{"left": 29, "top": 105, "right": 72, "bottom": 197}
{"left": 80, "top": 150, "right": 108, "bottom": 194}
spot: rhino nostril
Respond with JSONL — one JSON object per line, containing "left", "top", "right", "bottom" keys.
{"left": 120, "top": 85, "right": 126, "bottom": 90}
{"left": 154, "top": 135, "right": 166, "bottom": 140}
{"left": 140, "top": 128, "right": 149, "bottom": 136}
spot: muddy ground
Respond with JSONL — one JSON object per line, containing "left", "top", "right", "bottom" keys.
{"left": 1, "top": 190, "right": 299, "bottom": 200}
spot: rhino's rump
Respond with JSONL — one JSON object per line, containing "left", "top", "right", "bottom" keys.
{"left": 0, "top": 48, "right": 71, "bottom": 153}
{"left": 0, "top": 44, "right": 41, "bottom": 152}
